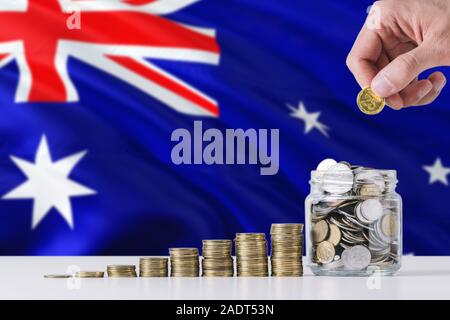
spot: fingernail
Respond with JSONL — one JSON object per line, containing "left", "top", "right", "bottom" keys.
{"left": 372, "top": 74, "right": 394, "bottom": 97}
{"left": 437, "top": 78, "right": 447, "bottom": 93}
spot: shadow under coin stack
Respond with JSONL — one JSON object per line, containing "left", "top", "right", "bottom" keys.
{"left": 169, "top": 248, "right": 200, "bottom": 277}
{"left": 139, "top": 257, "right": 168, "bottom": 277}
{"left": 235, "top": 233, "right": 268, "bottom": 277}
{"left": 202, "top": 240, "right": 234, "bottom": 277}
{"left": 270, "top": 224, "right": 304, "bottom": 277}
{"left": 107, "top": 265, "right": 137, "bottom": 277}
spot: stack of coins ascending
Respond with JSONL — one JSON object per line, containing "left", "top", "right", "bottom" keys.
{"left": 139, "top": 257, "right": 168, "bottom": 277}
{"left": 169, "top": 248, "right": 200, "bottom": 277}
{"left": 270, "top": 224, "right": 304, "bottom": 277}
{"left": 202, "top": 240, "right": 234, "bottom": 277}
{"left": 235, "top": 233, "right": 268, "bottom": 277}
{"left": 107, "top": 265, "right": 137, "bottom": 277}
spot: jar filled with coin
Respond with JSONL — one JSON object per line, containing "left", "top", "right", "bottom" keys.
{"left": 305, "top": 159, "right": 402, "bottom": 276}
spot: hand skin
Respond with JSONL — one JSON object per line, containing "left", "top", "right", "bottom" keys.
{"left": 347, "top": 0, "right": 450, "bottom": 109}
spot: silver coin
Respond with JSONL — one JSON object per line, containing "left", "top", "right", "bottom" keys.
{"left": 372, "top": 223, "right": 391, "bottom": 245}
{"left": 354, "top": 170, "right": 385, "bottom": 193}
{"left": 378, "top": 212, "right": 398, "bottom": 241}
{"left": 343, "top": 245, "right": 371, "bottom": 270}
{"left": 356, "top": 199, "right": 383, "bottom": 224}
{"left": 329, "top": 216, "right": 359, "bottom": 232}
{"left": 322, "top": 163, "right": 354, "bottom": 194}
{"left": 316, "top": 158, "right": 338, "bottom": 171}
{"left": 355, "top": 204, "right": 370, "bottom": 224}
{"left": 338, "top": 211, "right": 374, "bottom": 230}
{"left": 337, "top": 200, "right": 359, "bottom": 209}
{"left": 341, "top": 230, "right": 365, "bottom": 243}
{"left": 312, "top": 202, "right": 334, "bottom": 216}
{"left": 341, "top": 246, "right": 350, "bottom": 261}
{"left": 361, "top": 199, "right": 383, "bottom": 222}
{"left": 340, "top": 216, "right": 362, "bottom": 230}
{"left": 370, "top": 246, "right": 391, "bottom": 256}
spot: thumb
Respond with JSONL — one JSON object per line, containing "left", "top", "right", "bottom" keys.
{"left": 371, "top": 45, "right": 435, "bottom": 97}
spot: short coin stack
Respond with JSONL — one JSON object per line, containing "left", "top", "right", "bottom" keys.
{"left": 235, "top": 233, "right": 268, "bottom": 277}
{"left": 139, "top": 257, "right": 168, "bottom": 277}
{"left": 202, "top": 240, "right": 234, "bottom": 277}
{"left": 270, "top": 224, "right": 304, "bottom": 277}
{"left": 107, "top": 265, "right": 137, "bottom": 277}
{"left": 75, "top": 271, "right": 104, "bottom": 278}
{"left": 169, "top": 248, "right": 199, "bottom": 277}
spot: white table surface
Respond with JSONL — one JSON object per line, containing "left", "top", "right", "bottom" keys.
{"left": 0, "top": 256, "right": 449, "bottom": 300}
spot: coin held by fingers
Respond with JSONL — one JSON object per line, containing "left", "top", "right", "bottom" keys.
{"left": 357, "top": 86, "right": 385, "bottom": 115}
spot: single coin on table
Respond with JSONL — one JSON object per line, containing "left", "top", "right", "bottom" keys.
{"left": 44, "top": 274, "right": 72, "bottom": 279}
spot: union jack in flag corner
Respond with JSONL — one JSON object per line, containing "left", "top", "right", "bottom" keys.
{"left": 0, "top": 0, "right": 449, "bottom": 255}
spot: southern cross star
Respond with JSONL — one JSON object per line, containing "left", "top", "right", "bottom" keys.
{"left": 3, "top": 135, "right": 96, "bottom": 229}
{"left": 288, "top": 101, "right": 330, "bottom": 137}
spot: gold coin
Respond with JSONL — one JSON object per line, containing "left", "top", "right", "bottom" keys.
{"left": 357, "top": 86, "right": 385, "bottom": 115}
{"left": 313, "top": 220, "right": 329, "bottom": 243}
{"left": 316, "top": 241, "right": 335, "bottom": 264}
{"left": 358, "top": 184, "right": 382, "bottom": 197}
{"left": 326, "top": 224, "right": 341, "bottom": 246}
{"left": 380, "top": 213, "right": 397, "bottom": 238}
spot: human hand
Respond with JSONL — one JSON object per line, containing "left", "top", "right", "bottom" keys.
{"left": 347, "top": 0, "right": 450, "bottom": 109}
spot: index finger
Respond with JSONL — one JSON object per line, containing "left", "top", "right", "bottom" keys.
{"left": 346, "top": 25, "right": 383, "bottom": 88}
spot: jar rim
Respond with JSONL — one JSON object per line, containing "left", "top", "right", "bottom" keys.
{"left": 311, "top": 168, "right": 397, "bottom": 175}
{"left": 310, "top": 169, "right": 398, "bottom": 183}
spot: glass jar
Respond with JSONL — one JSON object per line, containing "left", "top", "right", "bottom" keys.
{"left": 305, "top": 164, "right": 402, "bottom": 276}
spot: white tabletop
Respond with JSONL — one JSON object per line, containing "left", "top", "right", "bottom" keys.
{"left": 0, "top": 256, "right": 449, "bottom": 300}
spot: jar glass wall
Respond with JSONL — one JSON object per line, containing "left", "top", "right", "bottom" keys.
{"left": 305, "top": 165, "right": 402, "bottom": 276}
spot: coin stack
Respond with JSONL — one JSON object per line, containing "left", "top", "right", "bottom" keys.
{"left": 169, "top": 248, "right": 200, "bottom": 277}
{"left": 270, "top": 224, "right": 304, "bottom": 277}
{"left": 139, "top": 257, "right": 168, "bottom": 277}
{"left": 310, "top": 159, "right": 400, "bottom": 272}
{"left": 75, "top": 271, "right": 104, "bottom": 278}
{"left": 235, "top": 233, "right": 269, "bottom": 277}
{"left": 107, "top": 265, "right": 137, "bottom": 277}
{"left": 202, "top": 240, "right": 234, "bottom": 277}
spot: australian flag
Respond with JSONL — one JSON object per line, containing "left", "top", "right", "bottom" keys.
{"left": 0, "top": 0, "right": 449, "bottom": 255}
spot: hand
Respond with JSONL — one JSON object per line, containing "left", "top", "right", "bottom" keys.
{"left": 347, "top": 0, "right": 450, "bottom": 109}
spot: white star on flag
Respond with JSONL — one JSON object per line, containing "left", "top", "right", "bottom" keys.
{"left": 288, "top": 101, "right": 329, "bottom": 136}
{"left": 2, "top": 135, "right": 96, "bottom": 229}
{"left": 423, "top": 158, "right": 450, "bottom": 186}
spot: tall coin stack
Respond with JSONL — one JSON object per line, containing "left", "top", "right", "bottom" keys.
{"left": 169, "top": 248, "right": 200, "bottom": 277}
{"left": 235, "top": 233, "right": 269, "bottom": 277}
{"left": 202, "top": 240, "right": 234, "bottom": 277}
{"left": 139, "top": 257, "right": 168, "bottom": 277}
{"left": 270, "top": 224, "right": 304, "bottom": 277}
{"left": 107, "top": 265, "right": 137, "bottom": 277}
